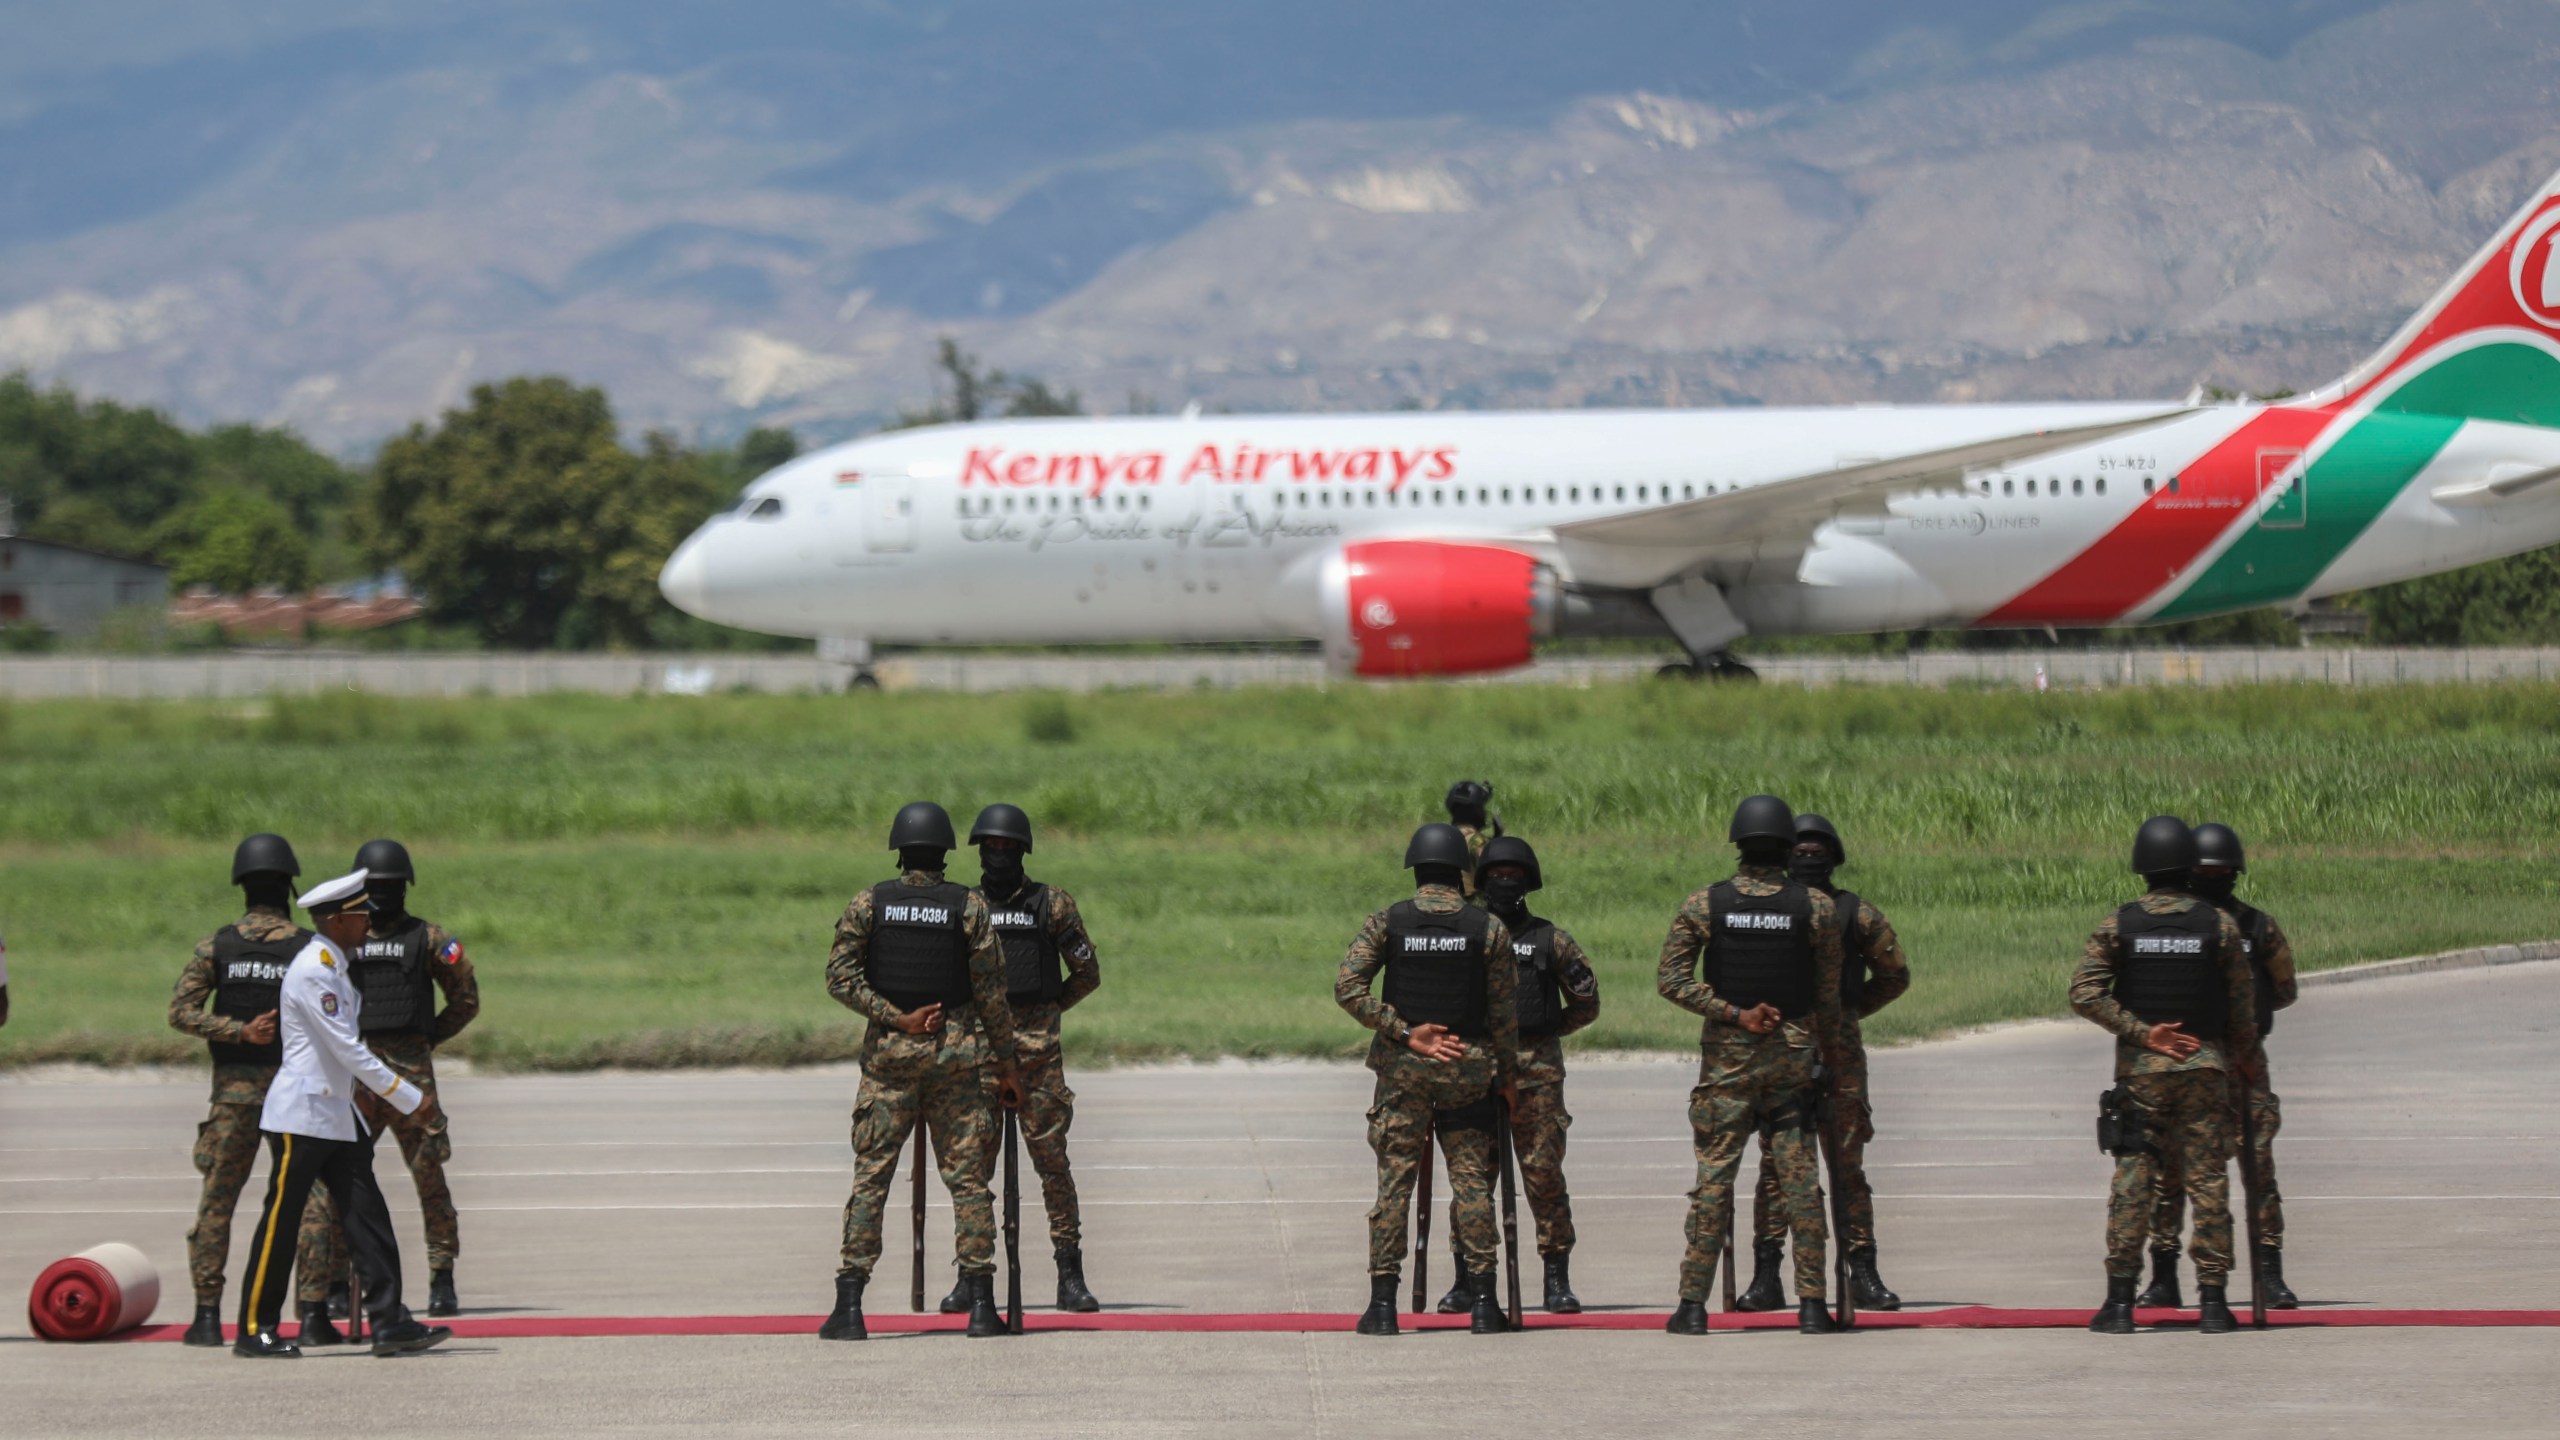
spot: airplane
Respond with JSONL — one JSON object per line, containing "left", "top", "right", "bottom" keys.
{"left": 660, "top": 166, "right": 2560, "bottom": 683}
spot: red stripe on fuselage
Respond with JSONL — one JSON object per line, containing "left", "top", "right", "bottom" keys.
{"left": 1977, "top": 407, "right": 2333, "bottom": 626}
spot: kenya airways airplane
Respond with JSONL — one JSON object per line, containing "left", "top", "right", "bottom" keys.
{"left": 660, "top": 168, "right": 2560, "bottom": 681}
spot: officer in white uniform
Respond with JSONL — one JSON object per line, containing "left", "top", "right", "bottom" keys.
{"left": 232, "top": 871, "right": 452, "bottom": 1359}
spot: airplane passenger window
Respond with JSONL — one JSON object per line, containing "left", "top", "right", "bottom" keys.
{"left": 1140, "top": 494, "right": 1152, "bottom": 510}
{"left": 1546, "top": 487, "right": 1557, "bottom": 502}
{"left": 2073, "top": 478, "right": 2084, "bottom": 496}
{"left": 2003, "top": 479, "right": 2014, "bottom": 496}
{"left": 2095, "top": 478, "right": 2106, "bottom": 496}
{"left": 1569, "top": 486, "right": 1581, "bottom": 502}
{"left": 2026, "top": 479, "right": 2037, "bottom": 496}
{"left": 1614, "top": 485, "right": 1626, "bottom": 501}
{"left": 1683, "top": 484, "right": 1695, "bottom": 499}
{"left": 2168, "top": 476, "right": 2181, "bottom": 494}
{"left": 1433, "top": 489, "right": 1445, "bottom": 505}
{"left": 1365, "top": 491, "right": 1376, "bottom": 506}
{"left": 747, "top": 497, "right": 783, "bottom": 519}
{"left": 2142, "top": 478, "right": 2154, "bottom": 494}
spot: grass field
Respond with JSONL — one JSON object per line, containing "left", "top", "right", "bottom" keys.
{"left": 1, "top": 682, "right": 2553, "bottom": 1070}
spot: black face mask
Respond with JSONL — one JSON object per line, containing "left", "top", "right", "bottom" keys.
{"left": 1788, "top": 853, "right": 1837, "bottom": 889}
{"left": 2190, "top": 872, "right": 2236, "bottom": 901}
{"left": 1481, "top": 876, "right": 1531, "bottom": 912}
{"left": 370, "top": 881, "right": 409, "bottom": 920}
{"left": 979, "top": 849, "right": 1026, "bottom": 893}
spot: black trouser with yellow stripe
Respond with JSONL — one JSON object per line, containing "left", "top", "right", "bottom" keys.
{"left": 237, "top": 1126, "right": 406, "bottom": 1338}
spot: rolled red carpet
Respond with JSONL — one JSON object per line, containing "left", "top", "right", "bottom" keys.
{"left": 28, "top": 1243, "right": 161, "bottom": 1342}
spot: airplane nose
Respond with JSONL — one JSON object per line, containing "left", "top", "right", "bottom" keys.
{"left": 659, "top": 534, "right": 712, "bottom": 617}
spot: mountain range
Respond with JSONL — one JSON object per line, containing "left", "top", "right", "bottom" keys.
{"left": 2, "top": 0, "right": 2557, "bottom": 452}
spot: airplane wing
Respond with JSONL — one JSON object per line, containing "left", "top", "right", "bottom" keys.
{"left": 1551, "top": 411, "right": 2191, "bottom": 590}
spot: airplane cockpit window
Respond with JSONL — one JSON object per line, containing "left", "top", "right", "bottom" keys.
{"left": 747, "top": 497, "right": 784, "bottom": 519}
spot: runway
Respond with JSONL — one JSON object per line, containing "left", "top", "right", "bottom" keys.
{"left": 5, "top": 959, "right": 2555, "bottom": 1436}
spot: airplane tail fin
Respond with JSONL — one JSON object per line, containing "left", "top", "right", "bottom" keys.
{"left": 2306, "top": 164, "right": 2560, "bottom": 416}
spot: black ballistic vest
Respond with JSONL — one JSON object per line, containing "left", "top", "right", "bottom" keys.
{"left": 351, "top": 916, "right": 440, "bottom": 1037}
{"left": 1506, "top": 913, "right": 1565, "bottom": 1038}
{"left": 1703, "top": 880, "right": 1816, "bottom": 1020}
{"left": 985, "top": 882, "right": 1063, "bottom": 1006}
{"left": 209, "top": 925, "right": 306, "bottom": 1067}
{"left": 2213, "top": 896, "right": 2279, "bottom": 1034}
{"left": 1828, "top": 887, "right": 1873, "bottom": 1013}
{"left": 2112, "top": 900, "right": 2227, "bottom": 1040}
{"left": 1380, "top": 901, "right": 1495, "bottom": 1038}
{"left": 867, "top": 880, "right": 974, "bottom": 1012}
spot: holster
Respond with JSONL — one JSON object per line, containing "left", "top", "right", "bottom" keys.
{"left": 1433, "top": 1095, "right": 1500, "bottom": 1134}
{"left": 2097, "top": 1085, "right": 2152, "bottom": 1158}
{"left": 1757, "top": 1094, "right": 1821, "bottom": 1139}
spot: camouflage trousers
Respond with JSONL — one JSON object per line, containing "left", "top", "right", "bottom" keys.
{"left": 1366, "top": 1076, "right": 1499, "bottom": 1278}
{"left": 2107, "top": 1069, "right": 2238, "bottom": 1282}
{"left": 1508, "top": 1079, "right": 1575, "bottom": 1256}
{"left": 2148, "top": 1081, "right": 2282, "bottom": 1252}
{"left": 1753, "top": 1068, "right": 1877, "bottom": 1252}
{"left": 298, "top": 1066, "right": 459, "bottom": 1278}
{"left": 1681, "top": 1030, "right": 1828, "bottom": 1302}
{"left": 840, "top": 1036, "right": 1001, "bottom": 1280}
{"left": 187, "top": 1102, "right": 333, "bottom": 1306}
{"left": 972, "top": 1021, "right": 1082, "bottom": 1249}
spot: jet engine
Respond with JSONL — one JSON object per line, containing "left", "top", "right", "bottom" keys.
{"left": 1315, "top": 540, "right": 1557, "bottom": 677}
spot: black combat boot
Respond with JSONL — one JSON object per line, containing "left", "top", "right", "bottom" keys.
{"left": 1055, "top": 1247, "right": 1101, "bottom": 1313}
{"left": 937, "top": 1273, "right": 971, "bottom": 1315}
{"left": 369, "top": 1317, "right": 453, "bottom": 1357}
{"left": 296, "top": 1302, "right": 344, "bottom": 1346}
{"left": 1796, "top": 1297, "right": 1839, "bottom": 1334}
{"left": 1434, "top": 1269, "right": 1476, "bottom": 1315}
{"left": 1468, "top": 1270, "right": 1508, "bottom": 1334}
{"left": 964, "top": 1274, "right": 1008, "bottom": 1337}
{"left": 1846, "top": 1247, "right": 1900, "bottom": 1311}
{"left": 2196, "top": 1283, "right": 2238, "bottom": 1334}
{"left": 2256, "top": 1245, "right": 2299, "bottom": 1309}
{"left": 2089, "top": 1274, "right": 2138, "bottom": 1334}
{"left": 326, "top": 1281, "right": 351, "bottom": 1321}
{"left": 183, "top": 1304, "right": 226, "bottom": 1347}
{"left": 427, "top": 1268, "right": 458, "bottom": 1318}
{"left": 1541, "top": 1253, "right": 1582, "bottom": 1314}
{"left": 2134, "top": 1249, "right": 2182, "bottom": 1309}
{"left": 1664, "top": 1299, "right": 1709, "bottom": 1336}
{"left": 1733, "top": 1240, "right": 1787, "bottom": 1312}
{"left": 233, "top": 1328, "right": 300, "bottom": 1359}
{"left": 817, "top": 1270, "right": 868, "bottom": 1341}
{"left": 1355, "top": 1274, "right": 1400, "bottom": 1336}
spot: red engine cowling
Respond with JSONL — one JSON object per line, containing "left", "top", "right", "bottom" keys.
{"left": 1319, "top": 541, "right": 1555, "bottom": 678}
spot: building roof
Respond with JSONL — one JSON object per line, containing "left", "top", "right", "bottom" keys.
{"left": 0, "top": 535, "right": 169, "bottom": 570}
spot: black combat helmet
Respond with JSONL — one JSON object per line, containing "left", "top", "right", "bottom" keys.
{"left": 1795, "top": 812, "right": 1845, "bottom": 863}
{"left": 353, "top": 838, "right": 415, "bottom": 883}
{"left": 2131, "top": 815, "right": 2198, "bottom": 876}
{"left": 231, "top": 833, "right": 301, "bottom": 883}
{"left": 1445, "top": 779, "right": 1493, "bottom": 816}
{"left": 888, "top": 801, "right": 958, "bottom": 852}
{"left": 969, "top": 803, "right": 1034, "bottom": 852}
{"left": 1475, "top": 835, "right": 1543, "bottom": 892}
{"left": 1728, "top": 794, "right": 1795, "bottom": 845}
{"left": 2192, "top": 822, "right": 2247, "bottom": 873}
{"left": 1404, "top": 822, "right": 1472, "bottom": 870}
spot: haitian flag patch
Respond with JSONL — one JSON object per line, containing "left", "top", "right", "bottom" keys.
{"left": 321, "top": 992, "right": 340, "bottom": 1017}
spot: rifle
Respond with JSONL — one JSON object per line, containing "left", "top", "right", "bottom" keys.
{"left": 344, "top": 1255, "right": 367, "bottom": 1343}
{"left": 1003, "top": 1106, "right": 1024, "bottom": 1335}
{"left": 1411, "top": 1120, "right": 1434, "bottom": 1315}
{"left": 909, "top": 1123, "right": 928, "bottom": 1312}
{"left": 2237, "top": 1071, "right": 2267, "bottom": 1330}
{"left": 1720, "top": 1195, "right": 1737, "bottom": 1313}
{"left": 1495, "top": 1095, "right": 1523, "bottom": 1330}
{"left": 1813, "top": 1068, "right": 1854, "bottom": 1331}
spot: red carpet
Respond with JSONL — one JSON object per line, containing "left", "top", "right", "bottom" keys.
{"left": 112, "top": 1306, "right": 2560, "bottom": 1342}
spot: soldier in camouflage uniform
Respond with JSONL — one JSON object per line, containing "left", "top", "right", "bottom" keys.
{"left": 1338, "top": 822, "right": 1521, "bottom": 1336}
{"left": 1657, "top": 795, "right": 1851, "bottom": 1336}
{"left": 2136, "top": 821, "right": 2299, "bottom": 1310}
{"left": 1445, "top": 780, "right": 1500, "bottom": 902}
{"left": 1469, "top": 835, "right": 1599, "bottom": 1314}
{"left": 167, "top": 835, "right": 343, "bottom": 1346}
{"left": 942, "top": 803, "right": 1105, "bottom": 1314}
{"left": 819, "top": 802, "right": 1024, "bottom": 1342}
{"left": 1736, "top": 812, "right": 1913, "bottom": 1312}
{"left": 2071, "top": 815, "right": 2260, "bottom": 1335}
{"left": 301, "top": 839, "right": 480, "bottom": 1319}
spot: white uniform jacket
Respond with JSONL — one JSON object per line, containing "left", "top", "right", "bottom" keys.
{"left": 259, "top": 934, "right": 423, "bottom": 1141}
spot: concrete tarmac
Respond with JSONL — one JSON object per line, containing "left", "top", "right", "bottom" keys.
{"left": 5, "top": 960, "right": 2556, "bottom": 1437}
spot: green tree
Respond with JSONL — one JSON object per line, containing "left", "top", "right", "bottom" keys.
{"left": 367, "top": 377, "right": 734, "bottom": 649}
{"left": 150, "top": 487, "right": 315, "bottom": 593}
{"left": 887, "top": 337, "right": 1083, "bottom": 429}
{"left": 735, "top": 426, "right": 800, "bottom": 480}
{"left": 2362, "top": 546, "right": 2560, "bottom": 644}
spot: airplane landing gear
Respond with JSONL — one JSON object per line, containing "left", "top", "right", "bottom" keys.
{"left": 847, "top": 668, "right": 882, "bottom": 691}
{"left": 1655, "top": 653, "right": 1759, "bottom": 682}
